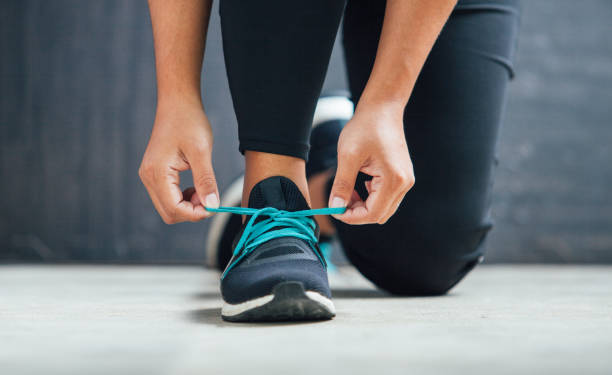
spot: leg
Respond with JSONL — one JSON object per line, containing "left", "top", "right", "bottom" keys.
{"left": 216, "top": 0, "right": 347, "bottom": 322}
{"left": 219, "top": 0, "right": 346, "bottom": 202}
{"left": 335, "top": 0, "right": 520, "bottom": 295}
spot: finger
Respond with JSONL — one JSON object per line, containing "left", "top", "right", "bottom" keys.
{"left": 343, "top": 169, "right": 407, "bottom": 225}
{"left": 183, "top": 145, "right": 219, "bottom": 210}
{"left": 337, "top": 176, "right": 390, "bottom": 224}
{"left": 156, "top": 167, "right": 209, "bottom": 223}
{"left": 329, "top": 148, "right": 363, "bottom": 213}
{"left": 140, "top": 164, "right": 178, "bottom": 222}
{"left": 182, "top": 187, "right": 202, "bottom": 206}
{"left": 367, "top": 177, "right": 397, "bottom": 224}
{"left": 142, "top": 181, "right": 167, "bottom": 220}
{"left": 337, "top": 191, "right": 369, "bottom": 225}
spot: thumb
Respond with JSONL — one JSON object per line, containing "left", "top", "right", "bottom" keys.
{"left": 185, "top": 148, "right": 219, "bottom": 209}
{"left": 329, "top": 150, "right": 361, "bottom": 210}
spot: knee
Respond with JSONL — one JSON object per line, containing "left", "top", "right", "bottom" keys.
{"left": 343, "top": 226, "right": 488, "bottom": 296}
{"left": 338, "top": 208, "right": 493, "bottom": 296}
{"left": 371, "top": 255, "right": 482, "bottom": 296}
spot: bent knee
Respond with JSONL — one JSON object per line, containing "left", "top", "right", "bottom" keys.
{"left": 373, "top": 256, "right": 482, "bottom": 296}
{"left": 346, "top": 243, "right": 484, "bottom": 296}
{"left": 339, "top": 217, "right": 492, "bottom": 296}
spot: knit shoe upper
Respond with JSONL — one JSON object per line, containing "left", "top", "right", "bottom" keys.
{"left": 220, "top": 176, "right": 331, "bottom": 305}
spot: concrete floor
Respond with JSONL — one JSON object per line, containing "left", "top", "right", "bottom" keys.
{"left": 0, "top": 265, "right": 611, "bottom": 375}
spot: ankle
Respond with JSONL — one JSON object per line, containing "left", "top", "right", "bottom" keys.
{"left": 243, "top": 151, "right": 311, "bottom": 207}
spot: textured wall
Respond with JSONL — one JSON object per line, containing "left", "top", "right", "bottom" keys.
{"left": 1, "top": 1, "right": 611, "bottom": 263}
{"left": 488, "top": 1, "right": 612, "bottom": 262}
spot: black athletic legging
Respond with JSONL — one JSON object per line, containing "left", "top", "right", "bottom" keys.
{"left": 220, "top": 0, "right": 520, "bottom": 295}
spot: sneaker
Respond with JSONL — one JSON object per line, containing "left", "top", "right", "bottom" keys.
{"left": 205, "top": 94, "right": 353, "bottom": 272}
{"left": 205, "top": 175, "right": 244, "bottom": 271}
{"left": 217, "top": 176, "right": 337, "bottom": 322}
{"left": 306, "top": 93, "right": 353, "bottom": 178}
{"left": 306, "top": 94, "right": 353, "bottom": 269}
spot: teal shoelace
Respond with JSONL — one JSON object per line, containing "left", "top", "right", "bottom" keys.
{"left": 206, "top": 206, "right": 346, "bottom": 279}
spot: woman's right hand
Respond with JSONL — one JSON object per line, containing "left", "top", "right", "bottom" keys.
{"left": 139, "top": 99, "right": 219, "bottom": 224}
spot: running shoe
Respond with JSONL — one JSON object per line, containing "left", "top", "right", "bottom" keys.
{"left": 209, "top": 176, "right": 341, "bottom": 322}
{"left": 306, "top": 94, "right": 353, "bottom": 269}
{"left": 205, "top": 175, "right": 243, "bottom": 270}
{"left": 306, "top": 93, "right": 353, "bottom": 177}
{"left": 205, "top": 94, "right": 353, "bottom": 272}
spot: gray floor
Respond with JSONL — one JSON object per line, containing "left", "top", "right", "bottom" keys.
{"left": 1, "top": 265, "right": 611, "bottom": 375}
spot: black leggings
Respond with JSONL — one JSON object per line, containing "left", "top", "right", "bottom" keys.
{"left": 220, "top": 0, "right": 520, "bottom": 295}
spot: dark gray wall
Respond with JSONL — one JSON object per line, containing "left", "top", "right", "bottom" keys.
{"left": 489, "top": 1, "right": 612, "bottom": 262}
{"left": 1, "top": 1, "right": 611, "bottom": 263}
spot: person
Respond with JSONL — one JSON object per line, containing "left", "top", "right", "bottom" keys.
{"left": 139, "top": 0, "right": 520, "bottom": 322}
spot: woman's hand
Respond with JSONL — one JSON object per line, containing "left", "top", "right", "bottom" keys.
{"left": 329, "top": 103, "right": 415, "bottom": 224}
{"left": 139, "top": 100, "right": 219, "bottom": 224}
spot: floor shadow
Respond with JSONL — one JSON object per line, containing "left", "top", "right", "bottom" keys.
{"left": 191, "top": 288, "right": 453, "bottom": 300}
{"left": 187, "top": 307, "right": 225, "bottom": 327}
{"left": 192, "top": 289, "right": 391, "bottom": 300}
{"left": 186, "top": 308, "right": 332, "bottom": 327}
{"left": 331, "top": 288, "right": 391, "bottom": 299}
{"left": 332, "top": 289, "right": 457, "bottom": 299}
{"left": 192, "top": 291, "right": 221, "bottom": 300}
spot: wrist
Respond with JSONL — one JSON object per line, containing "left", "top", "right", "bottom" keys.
{"left": 356, "top": 65, "right": 415, "bottom": 117}
{"left": 156, "top": 91, "right": 204, "bottom": 113}
{"left": 354, "top": 98, "right": 405, "bottom": 121}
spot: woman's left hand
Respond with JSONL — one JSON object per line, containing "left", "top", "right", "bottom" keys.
{"left": 329, "top": 103, "right": 415, "bottom": 225}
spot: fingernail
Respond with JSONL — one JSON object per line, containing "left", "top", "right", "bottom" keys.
{"left": 330, "top": 197, "right": 346, "bottom": 208}
{"left": 204, "top": 193, "right": 219, "bottom": 208}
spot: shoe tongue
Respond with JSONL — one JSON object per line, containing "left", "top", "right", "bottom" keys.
{"left": 248, "top": 176, "right": 310, "bottom": 211}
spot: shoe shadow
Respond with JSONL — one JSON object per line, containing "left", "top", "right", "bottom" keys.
{"left": 186, "top": 289, "right": 451, "bottom": 326}
{"left": 187, "top": 307, "right": 225, "bottom": 327}
{"left": 192, "top": 288, "right": 391, "bottom": 301}
{"left": 192, "top": 291, "right": 221, "bottom": 300}
{"left": 192, "top": 288, "right": 455, "bottom": 301}
{"left": 332, "top": 289, "right": 456, "bottom": 299}
{"left": 331, "top": 288, "right": 390, "bottom": 299}
{"left": 186, "top": 307, "right": 332, "bottom": 327}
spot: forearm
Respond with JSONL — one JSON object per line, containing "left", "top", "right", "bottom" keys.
{"left": 148, "top": 0, "right": 212, "bottom": 108}
{"left": 358, "top": 0, "right": 457, "bottom": 112}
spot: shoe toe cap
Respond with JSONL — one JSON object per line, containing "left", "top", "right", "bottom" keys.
{"left": 221, "top": 258, "right": 331, "bottom": 304}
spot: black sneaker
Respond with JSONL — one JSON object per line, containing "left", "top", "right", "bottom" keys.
{"left": 206, "top": 94, "right": 353, "bottom": 272}
{"left": 306, "top": 93, "right": 353, "bottom": 177}
{"left": 306, "top": 94, "right": 353, "bottom": 269}
{"left": 220, "top": 176, "right": 335, "bottom": 322}
{"left": 205, "top": 175, "right": 243, "bottom": 270}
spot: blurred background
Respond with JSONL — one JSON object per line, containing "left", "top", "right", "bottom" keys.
{"left": 1, "top": 0, "right": 611, "bottom": 264}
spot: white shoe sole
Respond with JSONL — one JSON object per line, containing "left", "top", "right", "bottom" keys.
{"left": 221, "top": 281, "right": 336, "bottom": 322}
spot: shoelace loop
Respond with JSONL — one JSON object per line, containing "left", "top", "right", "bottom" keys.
{"left": 206, "top": 206, "right": 346, "bottom": 278}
